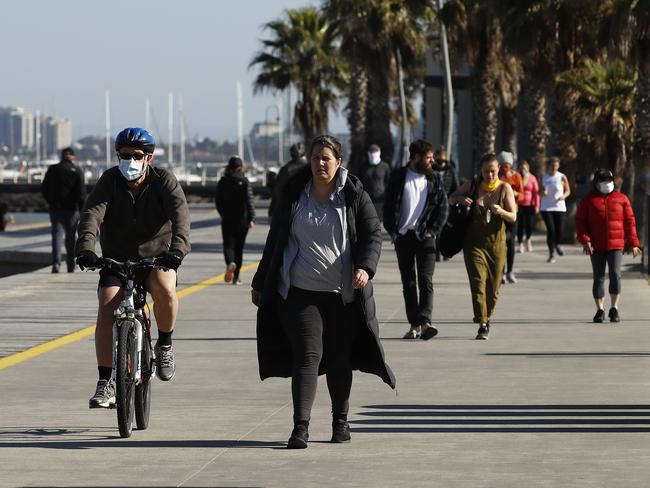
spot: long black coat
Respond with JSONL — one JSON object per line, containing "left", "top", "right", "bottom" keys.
{"left": 251, "top": 166, "right": 396, "bottom": 389}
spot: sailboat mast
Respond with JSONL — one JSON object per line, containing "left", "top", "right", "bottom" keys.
{"left": 168, "top": 91, "right": 174, "bottom": 165}
{"left": 105, "top": 90, "right": 111, "bottom": 169}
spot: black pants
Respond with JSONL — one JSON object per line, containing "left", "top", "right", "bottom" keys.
{"left": 50, "top": 210, "right": 78, "bottom": 271}
{"left": 221, "top": 219, "right": 249, "bottom": 280}
{"left": 505, "top": 221, "right": 516, "bottom": 273}
{"left": 541, "top": 211, "right": 564, "bottom": 255}
{"left": 590, "top": 250, "right": 622, "bottom": 298}
{"left": 394, "top": 230, "right": 436, "bottom": 327}
{"left": 517, "top": 206, "right": 535, "bottom": 242}
{"left": 280, "top": 287, "right": 358, "bottom": 423}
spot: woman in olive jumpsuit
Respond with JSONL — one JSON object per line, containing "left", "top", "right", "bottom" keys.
{"left": 450, "top": 153, "right": 517, "bottom": 339}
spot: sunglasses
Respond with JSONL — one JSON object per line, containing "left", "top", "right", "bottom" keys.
{"left": 117, "top": 152, "right": 148, "bottom": 161}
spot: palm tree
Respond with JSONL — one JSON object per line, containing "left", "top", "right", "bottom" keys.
{"left": 495, "top": 53, "right": 522, "bottom": 155}
{"left": 440, "top": 0, "right": 501, "bottom": 167}
{"left": 604, "top": 0, "right": 650, "bottom": 238}
{"left": 249, "top": 7, "right": 347, "bottom": 143}
{"left": 558, "top": 60, "right": 636, "bottom": 182}
{"left": 323, "top": 0, "right": 432, "bottom": 172}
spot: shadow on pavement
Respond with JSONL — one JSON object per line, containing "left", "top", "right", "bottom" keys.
{"left": 484, "top": 352, "right": 650, "bottom": 357}
{"left": 350, "top": 404, "right": 650, "bottom": 433}
{"left": 0, "top": 438, "right": 285, "bottom": 450}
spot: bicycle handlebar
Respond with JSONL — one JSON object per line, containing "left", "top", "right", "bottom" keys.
{"left": 86, "top": 257, "right": 171, "bottom": 275}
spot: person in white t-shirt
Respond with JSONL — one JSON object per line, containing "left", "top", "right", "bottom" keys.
{"left": 540, "top": 156, "right": 571, "bottom": 263}
{"left": 383, "top": 140, "right": 449, "bottom": 341}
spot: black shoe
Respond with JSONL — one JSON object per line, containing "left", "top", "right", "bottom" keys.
{"left": 88, "top": 379, "right": 115, "bottom": 409}
{"left": 608, "top": 307, "right": 620, "bottom": 323}
{"left": 420, "top": 323, "right": 438, "bottom": 341}
{"left": 287, "top": 424, "right": 309, "bottom": 449}
{"left": 331, "top": 419, "right": 351, "bottom": 443}
{"left": 475, "top": 324, "right": 490, "bottom": 340}
{"left": 52, "top": 266, "right": 60, "bottom": 274}
{"left": 593, "top": 309, "right": 605, "bottom": 323}
{"left": 555, "top": 246, "right": 565, "bottom": 256}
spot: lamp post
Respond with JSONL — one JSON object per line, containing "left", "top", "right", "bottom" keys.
{"left": 265, "top": 103, "right": 280, "bottom": 167}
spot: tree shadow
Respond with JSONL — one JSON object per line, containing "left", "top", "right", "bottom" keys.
{"left": 350, "top": 404, "right": 650, "bottom": 433}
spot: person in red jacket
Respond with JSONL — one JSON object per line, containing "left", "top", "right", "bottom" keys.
{"left": 575, "top": 169, "right": 641, "bottom": 323}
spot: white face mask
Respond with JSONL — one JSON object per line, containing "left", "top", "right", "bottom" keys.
{"left": 118, "top": 159, "right": 145, "bottom": 181}
{"left": 597, "top": 181, "right": 614, "bottom": 194}
{"left": 368, "top": 151, "right": 381, "bottom": 166}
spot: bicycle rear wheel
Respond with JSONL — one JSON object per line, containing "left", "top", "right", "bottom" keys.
{"left": 116, "top": 319, "right": 137, "bottom": 438}
{"left": 135, "top": 337, "right": 153, "bottom": 430}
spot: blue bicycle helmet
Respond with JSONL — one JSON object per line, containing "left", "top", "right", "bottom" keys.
{"left": 115, "top": 127, "right": 156, "bottom": 153}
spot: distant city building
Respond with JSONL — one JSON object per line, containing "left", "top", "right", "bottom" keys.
{"left": 250, "top": 121, "right": 280, "bottom": 140}
{"left": 0, "top": 105, "right": 71, "bottom": 158}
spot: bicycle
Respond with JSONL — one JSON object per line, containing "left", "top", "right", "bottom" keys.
{"left": 88, "top": 257, "right": 166, "bottom": 438}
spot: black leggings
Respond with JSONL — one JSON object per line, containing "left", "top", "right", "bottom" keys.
{"left": 541, "top": 211, "right": 565, "bottom": 255}
{"left": 280, "top": 287, "right": 358, "bottom": 424}
{"left": 221, "top": 219, "right": 249, "bottom": 279}
{"left": 590, "top": 250, "right": 622, "bottom": 298}
{"left": 517, "top": 206, "right": 535, "bottom": 242}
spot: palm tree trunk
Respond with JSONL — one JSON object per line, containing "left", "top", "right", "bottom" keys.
{"left": 502, "top": 103, "right": 518, "bottom": 155}
{"left": 523, "top": 74, "right": 548, "bottom": 179}
{"left": 471, "top": 20, "right": 499, "bottom": 167}
{"left": 366, "top": 58, "right": 394, "bottom": 164}
{"left": 633, "top": 39, "right": 650, "bottom": 246}
{"left": 347, "top": 63, "right": 368, "bottom": 176}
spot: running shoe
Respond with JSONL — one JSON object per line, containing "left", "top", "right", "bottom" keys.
{"left": 224, "top": 262, "right": 236, "bottom": 284}
{"left": 555, "top": 246, "right": 565, "bottom": 256}
{"left": 526, "top": 239, "right": 533, "bottom": 253}
{"left": 501, "top": 275, "right": 507, "bottom": 284}
{"left": 608, "top": 307, "right": 620, "bottom": 323}
{"left": 593, "top": 309, "right": 605, "bottom": 323}
{"left": 518, "top": 242, "right": 525, "bottom": 253}
{"left": 506, "top": 272, "right": 517, "bottom": 284}
{"left": 402, "top": 326, "right": 421, "bottom": 339}
{"left": 331, "top": 419, "right": 351, "bottom": 443}
{"left": 232, "top": 278, "right": 243, "bottom": 286}
{"left": 155, "top": 344, "right": 176, "bottom": 381}
{"left": 287, "top": 424, "right": 309, "bottom": 449}
{"left": 89, "top": 379, "right": 115, "bottom": 409}
{"left": 547, "top": 254, "right": 556, "bottom": 263}
{"left": 475, "top": 324, "right": 490, "bottom": 340}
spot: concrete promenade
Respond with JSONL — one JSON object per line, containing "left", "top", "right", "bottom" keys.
{"left": 1, "top": 203, "right": 649, "bottom": 487}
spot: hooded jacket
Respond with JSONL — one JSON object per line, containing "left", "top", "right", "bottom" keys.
{"left": 251, "top": 165, "right": 396, "bottom": 389}
{"left": 215, "top": 171, "right": 255, "bottom": 224}
{"left": 575, "top": 190, "right": 639, "bottom": 251}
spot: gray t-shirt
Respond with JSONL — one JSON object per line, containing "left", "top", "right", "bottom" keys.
{"left": 289, "top": 191, "right": 344, "bottom": 293}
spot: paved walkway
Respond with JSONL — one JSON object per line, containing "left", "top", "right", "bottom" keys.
{"left": 1, "top": 203, "right": 649, "bottom": 487}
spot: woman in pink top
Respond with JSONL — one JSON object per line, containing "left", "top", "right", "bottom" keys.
{"left": 516, "top": 160, "right": 540, "bottom": 252}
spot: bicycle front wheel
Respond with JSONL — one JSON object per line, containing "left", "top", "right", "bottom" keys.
{"left": 116, "top": 319, "right": 137, "bottom": 438}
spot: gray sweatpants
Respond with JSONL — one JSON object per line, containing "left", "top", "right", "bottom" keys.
{"left": 590, "top": 250, "right": 622, "bottom": 298}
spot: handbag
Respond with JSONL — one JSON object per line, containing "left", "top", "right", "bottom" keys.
{"left": 438, "top": 181, "right": 476, "bottom": 259}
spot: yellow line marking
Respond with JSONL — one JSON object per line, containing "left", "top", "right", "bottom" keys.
{"left": 6, "top": 222, "right": 50, "bottom": 232}
{"left": 0, "top": 261, "right": 259, "bottom": 370}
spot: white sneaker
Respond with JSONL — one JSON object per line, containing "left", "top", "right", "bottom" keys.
{"left": 526, "top": 239, "right": 533, "bottom": 253}
{"left": 518, "top": 242, "right": 525, "bottom": 253}
{"left": 506, "top": 272, "right": 517, "bottom": 284}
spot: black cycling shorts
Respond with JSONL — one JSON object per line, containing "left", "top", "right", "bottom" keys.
{"left": 98, "top": 268, "right": 153, "bottom": 290}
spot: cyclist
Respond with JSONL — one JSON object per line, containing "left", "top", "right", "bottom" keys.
{"left": 75, "top": 127, "right": 191, "bottom": 408}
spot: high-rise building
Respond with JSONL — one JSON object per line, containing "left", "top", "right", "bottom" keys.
{"left": 0, "top": 105, "right": 70, "bottom": 157}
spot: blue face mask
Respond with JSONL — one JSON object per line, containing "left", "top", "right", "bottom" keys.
{"left": 118, "top": 159, "right": 145, "bottom": 181}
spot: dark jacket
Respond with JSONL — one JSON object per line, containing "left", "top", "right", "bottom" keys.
{"left": 41, "top": 160, "right": 86, "bottom": 212}
{"left": 432, "top": 160, "right": 459, "bottom": 196}
{"left": 75, "top": 166, "right": 191, "bottom": 261}
{"left": 382, "top": 166, "right": 449, "bottom": 240}
{"left": 268, "top": 157, "right": 308, "bottom": 218}
{"left": 215, "top": 171, "right": 255, "bottom": 224}
{"left": 251, "top": 166, "right": 396, "bottom": 389}
{"left": 361, "top": 160, "right": 392, "bottom": 203}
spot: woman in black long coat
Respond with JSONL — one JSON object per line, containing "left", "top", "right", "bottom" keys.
{"left": 251, "top": 134, "right": 395, "bottom": 449}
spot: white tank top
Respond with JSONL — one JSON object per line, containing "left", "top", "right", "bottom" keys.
{"left": 540, "top": 172, "right": 566, "bottom": 212}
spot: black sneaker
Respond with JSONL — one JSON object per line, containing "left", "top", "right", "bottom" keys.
{"left": 475, "top": 324, "right": 490, "bottom": 340}
{"left": 555, "top": 246, "right": 565, "bottom": 256}
{"left": 89, "top": 379, "right": 115, "bottom": 408}
{"left": 420, "top": 323, "right": 439, "bottom": 340}
{"left": 593, "top": 309, "right": 605, "bottom": 323}
{"left": 155, "top": 344, "right": 176, "bottom": 381}
{"left": 608, "top": 307, "right": 620, "bottom": 323}
{"left": 331, "top": 419, "right": 351, "bottom": 443}
{"left": 287, "top": 424, "right": 309, "bottom": 449}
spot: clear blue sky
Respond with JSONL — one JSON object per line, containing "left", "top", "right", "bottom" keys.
{"left": 0, "top": 0, "right": 346, "bottom": 142}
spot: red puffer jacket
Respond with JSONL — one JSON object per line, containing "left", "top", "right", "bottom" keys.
{"left": 575, "top": 190, "right": 640, "bottom": 251}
